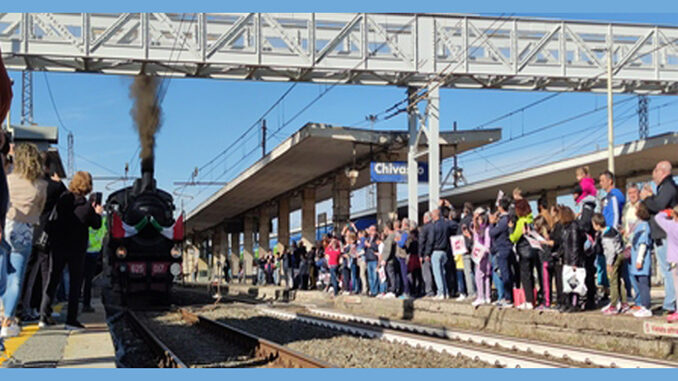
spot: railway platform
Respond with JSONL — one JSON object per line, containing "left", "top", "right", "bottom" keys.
{"left": 180, "top": 282, "right": 678, "bottom": 363}
{"left": 0, "top": 296, "right": 116, "bottom": 368}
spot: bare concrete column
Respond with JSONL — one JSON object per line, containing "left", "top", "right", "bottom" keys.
{"left": 243, "top": 215, "right": 255, "bottom": 277}
{"left": 230, "top": 232, "right": 240, "bottom": 277}
{"left": 377, "top": 182, "right": 397, "bottom": 229}
{"left": 301, "top": 187, "right": 316, "bottom": 250}
{"left": 332, "top": 173, "right": 351, "bottom": 231}
{"left": 259, "top": 207, "right": 271, "bottom": 255}
{"left": 545, "top": 190, "right": 558, "bottom": 208}
{"left": 616, "top": 176, "right": 627, "bottom": 193}
{"left": 277, "top": 198, "right": 290, "bottom": 252}
{"left": 217, "top": 229, "right": 228, "bottom": 283}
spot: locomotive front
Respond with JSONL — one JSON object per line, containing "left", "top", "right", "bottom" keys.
{"left": 106, "top": 157, "right": 183, "bottom": 301}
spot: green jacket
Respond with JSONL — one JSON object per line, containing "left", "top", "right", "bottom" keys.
{"left": 509, "top": 213, "right": 533, "bottom": 244}
{"left": 88, "top": 216, "right": 107, "bottom": 253}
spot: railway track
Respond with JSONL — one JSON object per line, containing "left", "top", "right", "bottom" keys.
{"left": 257, "top": 306, "right": 677, "bottom": 368}
{"left": 125, "top": 310, "right": 187, "bottom": 368}
{"left": 124, "top": 308, "right": 331, "bottom": 368}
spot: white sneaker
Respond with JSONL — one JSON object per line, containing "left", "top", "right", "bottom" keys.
{"left": 484, "top": 298, "right": 492, "bottom": 304}
{"left": 633, "top": 307, "right": 652, "bottom": 318}
{"left": 456, "top": 294, "right": 466, "bottom": 301}
{"left": 517, "top": 303, "right": 534, "bottom": 310}
{"left": 471, "top": 299, "right": 483, "bottom": 307}
{"left": 0, "top": 323, "right": 20, "bottom": 338}
{"left": 434, "top": 294, "right": 445, "bottom": 300}
{"left": 384, "top": 292, "right": 396, "bottom": 299}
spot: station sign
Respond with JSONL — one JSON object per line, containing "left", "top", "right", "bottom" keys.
{"left": 370, "top": 161, "right": 428, "bottom": 183}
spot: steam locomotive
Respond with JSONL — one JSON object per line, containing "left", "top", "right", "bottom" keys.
{"left": 105, "top": 158, "right": 183, "bottom": 303}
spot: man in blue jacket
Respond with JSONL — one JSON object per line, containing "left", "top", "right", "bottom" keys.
{"left": 490, "top": 197, "right": 513, "bottom": 307}
{"left": 598, "top": 170, "right": 626, "bottom": 302}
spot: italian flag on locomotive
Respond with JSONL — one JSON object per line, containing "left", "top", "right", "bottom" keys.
{"left": 112, "top": 213, "right": 184, "bottom": 241}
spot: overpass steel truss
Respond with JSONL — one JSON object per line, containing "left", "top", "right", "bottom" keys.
{"left": 0, "top": 13, "right": 678, "bottom": 94}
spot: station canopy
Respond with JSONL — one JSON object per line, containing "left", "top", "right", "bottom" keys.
{"left": 187, "top": 123, "right": 501, "bottom": 233}
{"left": 440, "top": 132, "right": 678, "bottom": 205}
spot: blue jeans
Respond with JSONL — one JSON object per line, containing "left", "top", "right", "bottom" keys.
{"left": 367, "top": 261, "right": 378, "bottom": 296}
{"left": 628, "top": 264, "right": 641, "bottom": 305}
{"left": 350, "top": 260, "right": 360, "bottom": 293}
{"left": 456, "top": 270, "right": 466, "bottom": 295}
{"left": 491, "top": 254, "right": 505, "bottom": 301}
{"left": 655, "top": 242, "right": 676, "bottom": 311}
{"left": 595, "top": 253, "right": 609, "bottom": 288}
{"left": 0, "top": 239, "right": 9, "bottom": 296}
{"left": 621, "top": 261, "right": 633, "bottom": 299}
{"left": 1, "top": 221, "right": 34, "bottom": 318}
{"left": 431, "top": 250, "right": 448, "bottom": 297}
{"left": 329, "top": 265, "right": 339, "bottom": 295}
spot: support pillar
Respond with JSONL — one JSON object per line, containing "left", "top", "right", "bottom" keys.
{"left": 277, "top": 198, "right": 290, "bottom": 252}
{"left": 545, "top": 190, "right": 558, "bottom": 208}
{"left": 230, "top": 232, "right": 240, "bottom": 278}
{"left": 301, "top": 187, "right": 316, "bottom": 250}
{"left": 332, "top": 173, "right": 351, "bottom": 232}
{"left": 616, "top": 176, "right": 627, "bottom": 193}
{"left": 259, "top": 207, "right": 271, "bottom": 255}
{"left": 243, "top": 215, "right": 255, "bottom": 278}
{"left": 377, "top": 182, "right": 397, "bottom": 229}
{"left": 427, "top": 83, "right": 440, "bottom": 212}
{"left": 407, "top": 86, "right": 419, "bottom": 223}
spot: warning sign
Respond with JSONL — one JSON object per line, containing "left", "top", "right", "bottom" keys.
{"left": 643, "top": 321, "right": 678, "bottom": 337}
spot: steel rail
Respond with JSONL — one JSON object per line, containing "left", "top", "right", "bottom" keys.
{"left": 178, "top": 308, "right": 332, "bottom": 368}
{"left": 257, "top": 306, "right": 563, "bottom": 368}
{"left": 297, "top": 307, "right": 676, "bottom": 369}
{"left": 125, "top": 310, "right": 188, "bottom": 368}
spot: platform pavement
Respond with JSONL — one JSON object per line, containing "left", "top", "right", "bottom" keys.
{"left": 1, "top": 298, "right": 116, "bottom": 368}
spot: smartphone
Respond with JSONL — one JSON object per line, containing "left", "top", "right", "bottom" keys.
{"left": 93, "top": 192, "right": 103, "bottom": 206}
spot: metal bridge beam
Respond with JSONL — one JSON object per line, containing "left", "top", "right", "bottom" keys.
{"left": 1, "top": 13, "right": 677, "bottom": 94}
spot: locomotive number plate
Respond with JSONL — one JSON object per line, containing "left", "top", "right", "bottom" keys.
{"left": 129, "top": 262, "right": 146, "bottom": 275}
{"left": 152, "top": 262, "right": 169, "bottom": 275}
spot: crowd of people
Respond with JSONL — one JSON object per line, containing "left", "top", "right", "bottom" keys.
{"left": 0, "top": 51, "right": 105, "bottom": 345}
{"left": 252, "top": 162, "right": 678, "bottom": 321}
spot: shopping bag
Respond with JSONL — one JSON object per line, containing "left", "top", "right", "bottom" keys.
{"left": 471, "top": 243, "right": 488, "bottom": 264}
{"left": 451, "top": 235, "right": 467, "bottom": 255}
{"left": 562, "top": 265, "right": 587, "bottom": 296}
{"left": 378, "top": 266, "right": 386, "bottom": 283}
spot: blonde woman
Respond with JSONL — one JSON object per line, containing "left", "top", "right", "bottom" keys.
{"left": 40, "top": 171, "right": 102, "bottom": 330}
{"left": 0, "top": 143, "right": 47, "bottom": 338}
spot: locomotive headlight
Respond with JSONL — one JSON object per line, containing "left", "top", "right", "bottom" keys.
{"left": 170, "top": 245, "right": 182, "bottom": 259}
{"left": 170, "top": 263, "right": 181, "bottom": 276}
{"left": 116, "top": 246, "right": 127, "bottom": 259}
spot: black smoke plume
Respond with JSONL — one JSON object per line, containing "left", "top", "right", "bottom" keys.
{"left": 129, "top": 75, "right": 161, "bottom": 178}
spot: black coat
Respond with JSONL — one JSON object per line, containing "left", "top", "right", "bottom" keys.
{"left": 644, "top": 176, "right": 678, "bottom": 240}
{"left": 560, "top": 221, "right": 585, "bottom": 267}
{"left": 550, "top": 222, "right": 564, "bottom": 264}
{"left": 50, "top": 192, "right": 102, "bottom": 256}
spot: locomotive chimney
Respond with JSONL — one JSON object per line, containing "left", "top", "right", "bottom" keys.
{"left": 140, "top": 156, "right": 155, "bottom": 192}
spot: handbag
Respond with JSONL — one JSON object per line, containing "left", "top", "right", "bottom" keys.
{"left": 35, "top": 204, "right": 58, "bottom": 252}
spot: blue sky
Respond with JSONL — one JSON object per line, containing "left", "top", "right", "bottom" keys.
{"left": 2, "top": 8, "right": 678, "bottom": 231}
